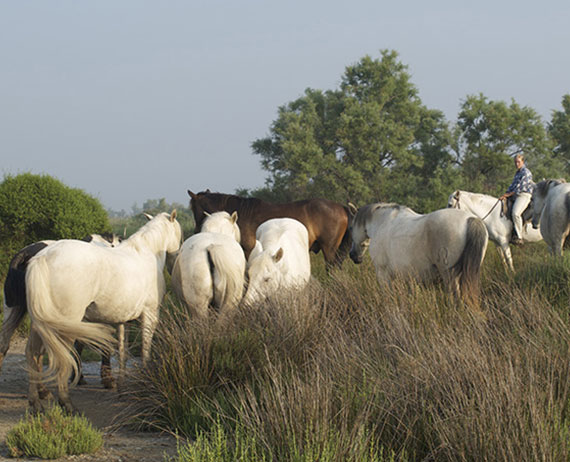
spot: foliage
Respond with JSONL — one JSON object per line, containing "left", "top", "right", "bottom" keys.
{"left": 6, "top": 405, "right": 103, "bottom": 459}
{"left": 456, "top": 94, "right": 559, "bottom": 194}
{"left": 249, "top": 50, "right": 566, "bottom": 211}
{"left": 0, "top": 172, "right": 110, "bottom": 281}
{"left": 109, "top": 197, "right": 195, "bottom": 240}
{"left": 548, "top": 94, "right": 570, "bottom": 174}
{"left": 251, "top": 50, "right": 457, "bottom": 212}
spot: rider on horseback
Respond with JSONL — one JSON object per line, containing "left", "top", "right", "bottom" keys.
{"left": 499, "top": 154, "right": 534, "bottom": 246}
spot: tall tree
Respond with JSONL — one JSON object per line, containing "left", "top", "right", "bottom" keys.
{"left": 251, "top": 50, "right": 455, "bottom": 212}
{"left": 548, "top": 94, "right": 570, "bottom": 175}
{"left": 456, "top": 94, "right": 556, "bottom": 194}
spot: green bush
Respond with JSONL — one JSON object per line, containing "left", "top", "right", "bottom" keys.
{"left": 6, "top": 406, "right": 103, "bottom": 459}
{"left": 0, "top": 172, "right": 111, "bottom": 281}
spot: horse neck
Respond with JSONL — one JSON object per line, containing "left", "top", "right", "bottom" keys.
{"left": 124, "top": 217, "right": 172, "bottom": 257}
{"left": 459, "top": 192, "right": 494, "bottom": 215}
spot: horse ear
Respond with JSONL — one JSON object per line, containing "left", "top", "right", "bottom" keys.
{"left": 347, "top": 202, "right": 358, "bottom": 215}
{"left": 230, "top": 211, "right": 238, "bottom": 224}
{"left": 206, "top": 189, "right": 211, "bottom": 193}
{"left": 170, "top": 210, "right": 177, "bottom": 222}
{"left": 142, "top": 213, "right": 153, "bottom": 221}
{"left": 273, "top": 248, "right": 284, "bottom": 263}
{"left": 188, "top": 190, "right": 197, "bottom": 199}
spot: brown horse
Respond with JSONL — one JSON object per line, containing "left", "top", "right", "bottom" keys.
{"left": 188, "top": 190, "right": 353, "bottom": 267}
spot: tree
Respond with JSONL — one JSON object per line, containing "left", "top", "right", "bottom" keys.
{"left": 455, "top": 94, "right": 558, "bottom": 194}
{"left": 251, "top": 50, "right": 455, "bottom": 212}
{"left": 0, "top": 173, "right": 111, "bottom": 279}
{"left": 548, "top": 94, "right": 570, "bottom": 174}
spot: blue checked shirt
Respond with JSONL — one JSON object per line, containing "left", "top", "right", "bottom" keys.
{"left": 507, "top": 165, "right": 534, "bottom": 194}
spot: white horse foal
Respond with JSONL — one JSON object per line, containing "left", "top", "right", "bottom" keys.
{"left": 172, "top": 211, "right": 245, "bottom": 317}
{"left": 243, "top": 218, "right": 311, "bottom": 305}
{"left": 25, "top": 211, "right": 182, "bottom": 412}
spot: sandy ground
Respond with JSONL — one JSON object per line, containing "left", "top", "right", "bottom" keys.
{"left": 0, "top": 337, "right": 179, "bottom": 462}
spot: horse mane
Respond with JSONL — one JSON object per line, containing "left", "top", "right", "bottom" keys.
{"left": 124, "top": 212, "right": 175, "bottom": 253}
{"left": 354, "top": 203, "right": 406, "bottom": 227}
{"left": 535, "top": 178, "right": 567, "bottom": 198}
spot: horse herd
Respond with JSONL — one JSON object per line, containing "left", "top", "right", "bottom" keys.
{"left": 1, "top": 180, "right": 569, "bottom": 413}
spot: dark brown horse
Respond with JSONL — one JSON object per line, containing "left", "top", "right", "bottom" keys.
{"left": 188, "top": 190, "right": 353, "bottom": 267}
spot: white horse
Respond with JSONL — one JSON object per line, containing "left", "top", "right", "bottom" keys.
{"left": 349, "top": 203, "right": 488, "bottom": 301}
{"left": 243, "top": 218, "right": 311, "bottom": 305}
{"left": 531, "top": 179, "right": 570, "bottom": 256}
{"left": 25, "top": 211, "right": 182, "bottom": 412}
{"left": 171, "top": 211, "right": 245, "bottom": 317}
{"left": 448, "top": 190, "right": 542, "bottom": 272}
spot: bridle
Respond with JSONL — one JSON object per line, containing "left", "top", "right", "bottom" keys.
{"left": 451, "top": 191, "right": 501, "bottom": 221}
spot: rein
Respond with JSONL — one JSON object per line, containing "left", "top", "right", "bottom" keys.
{"left": 454, "top": 194, "right": 501, "bottom": 221}
{"left": 480, "top": 198, "right": 502, "bottom": 221}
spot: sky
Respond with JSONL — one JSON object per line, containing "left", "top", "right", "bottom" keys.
{"left": 1, "top": 1, "right": 569, "bottom": 212}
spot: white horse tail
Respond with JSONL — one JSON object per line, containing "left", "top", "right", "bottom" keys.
{"left": 207, "top": 244, "right": 244, "bottom": 312}
{"left": 452, "top": 217, "right": 488, "bottom": 302}
{"left": 26, "top": 256, "right": 116, "bottom": 384}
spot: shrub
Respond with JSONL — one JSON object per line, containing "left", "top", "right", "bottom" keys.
{"left": 0, "top": 172, "right": 111, "bottom": 281}
{"left": 6, "top": 406, "right": 103, "bottom": 459}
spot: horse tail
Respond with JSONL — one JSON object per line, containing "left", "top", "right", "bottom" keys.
{"left": 334, "top": 206, "right": 353, "bottom": 265}
{"left": 26, "top": 255, "right": 116, "bottom": 385}
{"left": 207, "top": 244, "right": 244, "bottom": 312}
{"left": 0, "top": 241, "right": 50, "bottom": 369}
{"left": 564, "top": 194, "right": 570, "bottom": 249}
{"left": 0, "top": 274, "right": 28, "bottom": 369}
{"left": 453, "top": 217, "right": 488, "bottom": 303}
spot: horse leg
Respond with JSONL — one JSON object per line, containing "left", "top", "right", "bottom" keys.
{"left": 116, "top": 323, "right": 127, "bottom": 390}
{"left": 140, "top": 311, "right": 159, "bottom": 367}
{"left": 498, "top": 244, "right": 514, "bottom": 273}
{"left": 57, "top": 369, "right": 76, "bottom": 414}
{"left": 26, "top": 327, "right": 51, "bottom": 412}
{"left": 72, "top": 341, "right": 87, "bottom": 385}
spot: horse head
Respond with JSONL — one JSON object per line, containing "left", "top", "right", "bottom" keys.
{"left": 188, "top": 189, "right": 216, "bottom": 231}
{"left": 201, "top": 211, "right": 240, "bottom": 242}
{"left": 349, "top": 204, "right": 373, "bottom": 264}
{"left": 447, "top": 190, "right": 461, "bottom": 209}
{"left": 243, "top": 247, "right": 284, "bottom": 305}
{"left": 532, "top": 179, "right": 565, "bottom": 229}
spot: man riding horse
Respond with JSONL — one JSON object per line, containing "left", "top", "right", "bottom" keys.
{"left": 499, "top": 153, "right": 534, "bottom": 246}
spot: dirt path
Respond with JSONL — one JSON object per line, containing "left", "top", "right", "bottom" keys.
{"left": 0, "top": 337, "right": 179, "bottom": 462}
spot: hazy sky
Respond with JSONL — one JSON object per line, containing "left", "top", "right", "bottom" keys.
{"left": 1, "top": 1, "right": 568, "bottom": 212}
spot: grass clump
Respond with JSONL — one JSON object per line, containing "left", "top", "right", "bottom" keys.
{"left": 128, "top": 244, "right": 570, "bottom": 461}
{"left": 6, "top": 405, "right": 103, "bottom": 459}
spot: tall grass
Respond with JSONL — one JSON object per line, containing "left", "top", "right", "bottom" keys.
{"left": 127, "top": 242, "right": 570, "bottom": 461}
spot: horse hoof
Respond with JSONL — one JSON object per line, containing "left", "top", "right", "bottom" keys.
{"left": 101, "top": 376, "right": 116, "bottom": 389}
{"left": 38, "top": 386, "right": 53, "bottom": 400}
{"left": 28, "top": 401, "right": 44, "bottom": 414}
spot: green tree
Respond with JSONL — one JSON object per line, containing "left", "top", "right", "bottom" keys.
{"left": 548, "top": 94, "right": 570, "bottom": 174}
{"left": 455, "top": 94, "right": 558, "bottom": 194}
{"left": 0, "top": 173, "right": 110, "bottom": 279}
{"left": 251, "top": 50, "right": 456, "bottom": 212}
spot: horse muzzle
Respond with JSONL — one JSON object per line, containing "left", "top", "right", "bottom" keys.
{"left": 349, "top": 250, "right": 363, "bottom": 264}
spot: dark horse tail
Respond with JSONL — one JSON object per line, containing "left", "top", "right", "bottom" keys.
{"left": 451, "top": 217, "right": 488, "bottom": 303}
{"left": 1, "top": 241, "right": 50, "bottom": 369}
{"left": 334, "top": 205, "right": 354, "bottom": 266}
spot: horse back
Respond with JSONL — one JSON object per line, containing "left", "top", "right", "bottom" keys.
{"left": 190, "top": 192, "right": 349, "bottom": 261}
